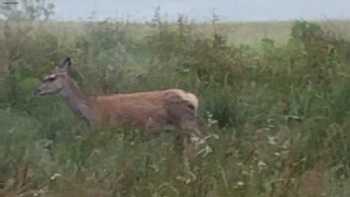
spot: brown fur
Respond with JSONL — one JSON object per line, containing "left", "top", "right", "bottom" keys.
{"left": 87, "top": 89, "right": 199, "bottom": 134}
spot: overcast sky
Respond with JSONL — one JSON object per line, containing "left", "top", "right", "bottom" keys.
{"left": 53, "top": 0, "right": 350, "bottom": 22}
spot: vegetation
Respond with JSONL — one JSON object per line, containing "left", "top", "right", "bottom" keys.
{"left": 1, "top": 2, "right": 350, "bottom": 197}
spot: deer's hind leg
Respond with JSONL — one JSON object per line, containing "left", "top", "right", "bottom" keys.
{"left": 166, "top": 101, "right": 206, "bottom": 182}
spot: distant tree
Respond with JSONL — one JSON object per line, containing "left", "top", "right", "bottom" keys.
{"left": 150, "top": 6, "right": 161, "bottom": 28}
{"left": 0, "top": 0, "right": 54, "bottom": 21}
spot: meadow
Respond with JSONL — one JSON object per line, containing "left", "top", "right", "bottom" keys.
{"left": 1, "top": 9, "right": 350, "bottom": 197}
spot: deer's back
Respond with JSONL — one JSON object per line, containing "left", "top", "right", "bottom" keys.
{"left": 91, "top": 89, "right": 198, "bottom": 130}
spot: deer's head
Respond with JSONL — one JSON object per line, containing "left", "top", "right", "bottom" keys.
{"left": 33, "top": 57, "right": 72, "bottom": 96}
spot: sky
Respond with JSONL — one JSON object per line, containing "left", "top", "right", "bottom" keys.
{"left": 52, "top": 0, "right": 350, "bottom": 22}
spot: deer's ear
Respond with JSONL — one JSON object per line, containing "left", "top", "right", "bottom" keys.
{"left": 58, "top": 57, "right": 72, "bottom": 70}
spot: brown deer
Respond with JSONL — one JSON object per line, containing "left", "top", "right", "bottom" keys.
{"left": 33, "top": 57, "right": 210, "bottom": 180}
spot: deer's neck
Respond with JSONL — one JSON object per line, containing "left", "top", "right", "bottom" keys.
{"left": 60, "top": 79, "right": 97, "bottom": 124}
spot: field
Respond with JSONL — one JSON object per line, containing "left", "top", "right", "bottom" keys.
{"left": 1, "top": 14, "right": 350, "bottom": 197}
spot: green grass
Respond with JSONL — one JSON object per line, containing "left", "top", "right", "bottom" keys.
{"left": 1, "top": 18, "right": 350, "bottom": 197}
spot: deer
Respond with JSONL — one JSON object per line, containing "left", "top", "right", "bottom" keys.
{"left": 33, "top": 57, "right": 211, "bottom": 181}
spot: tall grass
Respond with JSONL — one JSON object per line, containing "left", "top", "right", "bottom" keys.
{"left": 1, "top": 13, "right": 350, "bottom": 197}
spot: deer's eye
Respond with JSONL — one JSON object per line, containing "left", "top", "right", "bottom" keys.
{"left": 48, "top": 77, "right": 55, "bottom": 81}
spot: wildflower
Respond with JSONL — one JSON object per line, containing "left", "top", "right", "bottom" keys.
{"left": 50, "top": 173, "right": 62, "bottom": 181}
{"left": 237, "top": 181, "right": 245, "bottom": 187}
{"left": 196, "top": 144, "right": 213, "bottom": 158}
{"left": 233, "top": 181, "right": 245, "bottom": 189}
{"left": 267, "top": 136, "right": 277, "bottom": 145}
{"left": 282, "top": 140, "right": 290, "bottom": 149}
{"left": 33, "top": 189, "right": 46, "bottom": 197}
{"left": 206, "top": 112, "right": 218, "bottom": 127}
{"left": 258, "top": 161, "right": 267, "bottom": 168}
